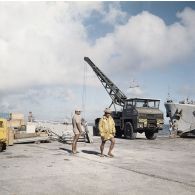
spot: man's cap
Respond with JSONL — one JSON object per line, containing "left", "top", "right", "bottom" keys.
{"left": 104, "top": 108, "right": 112, "bottom": 114}
{"left": 75, "top": 107, "right": 82, "bottom": 111}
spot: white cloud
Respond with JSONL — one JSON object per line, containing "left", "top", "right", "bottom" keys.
{"left": 126, "top": 87, "right": 144, "bottom": 98}
{"left": 67, "top": 1, "right": 104, "bottom": 20}
{"left": 0, "top": 86, "right": 77, "bottom": 120}
{"left": 1, "top": 3, "right": 195, "bottom": 92}
{"left": 177, "top": 7, "right": 195, "bottom": 28}
{"left": 93, "top": 9, "right": 195, "bottom": 74}
{"left": 0, "top": 2, "right": 104, "bottom": 92}
{"left": 0, "top": 2, "right": 195, "bottom": 120}
{"left": 101, "top": 2, "right": 127, "bottom": 25}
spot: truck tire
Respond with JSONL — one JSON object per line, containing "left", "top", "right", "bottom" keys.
{"left": 115, "top": 127, "right": 122, "bottom": 138}
{"left": 0, "top": 143, "right": 3, "bottom": 152}
{"left": 93, "top": 127, "right": 99, "bottom": 136}
{"left": 145, "top": 131, "right": 157, "bottom": 140}
{"left": 2, "top": 143, "right": 6, "bottom": 151}
{"left": 124, "top": 122, "right": 137, "bottom": 139}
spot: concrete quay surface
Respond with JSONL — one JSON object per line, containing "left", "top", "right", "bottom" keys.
{"left": 0, "top": 136, "right": 195, "bottom": 195}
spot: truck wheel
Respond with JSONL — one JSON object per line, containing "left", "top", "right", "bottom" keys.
{"left": 115, "top": 127, "right": 122, "bottom": 138}
{"left": 115, "top": 131, "right": 122, "bottom": 138}
{"left": 93, "top": 127, "right": 99, "bottom": 136}
{"left": 145, "top": 131, "right": 157, "bottom": 140}
{"left": 124, "top": 122, "right": 137, "bottom": 139}
{"left": 2, "top": 143, "right": 6, "bottom": 151}
{"left": 0, "top": 143, "right": 3, "bottom": 152}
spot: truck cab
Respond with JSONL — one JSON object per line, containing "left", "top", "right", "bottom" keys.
{"left": 120, "top": 98, "right": 164, "bottom": 139}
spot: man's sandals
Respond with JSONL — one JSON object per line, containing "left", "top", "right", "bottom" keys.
{"left": 107, "top": 153, "right": 114, "bottom": 158}
{"left": 99, "top": 153, "right": 114, "bottom": 158}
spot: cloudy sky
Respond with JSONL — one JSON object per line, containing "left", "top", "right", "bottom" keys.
{"left": 0, "top": 1, "right": 195, "bottom": 123}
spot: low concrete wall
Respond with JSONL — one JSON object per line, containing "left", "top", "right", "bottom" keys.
{"left": 33, "top": 122, "right": 94, "bottom": 137}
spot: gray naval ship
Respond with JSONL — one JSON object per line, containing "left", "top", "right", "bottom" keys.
{"left": 164, "top": 99, "right": 195, "bottom": 137}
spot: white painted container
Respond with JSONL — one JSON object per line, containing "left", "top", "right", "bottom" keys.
{"left": 26, "top": 122, "right": 36, "bottom": 133}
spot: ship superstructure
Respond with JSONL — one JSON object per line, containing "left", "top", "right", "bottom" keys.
{"left": 164, "top": 99, "right": 195, "bottom": 137}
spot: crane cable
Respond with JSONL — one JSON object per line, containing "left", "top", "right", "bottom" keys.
{"left": 82, "top": 62, "right": 87, "bottom": 119}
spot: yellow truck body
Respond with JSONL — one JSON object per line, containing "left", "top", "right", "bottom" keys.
{"left": 0, "top": 118, "right": 8, "bottom": 151}
{"left": 0, "top": 118, "right": 14, "bottom": 152}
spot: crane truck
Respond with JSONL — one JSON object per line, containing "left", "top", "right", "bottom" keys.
{"left": 84, "top": 57, "right": 164, "bottom": 140}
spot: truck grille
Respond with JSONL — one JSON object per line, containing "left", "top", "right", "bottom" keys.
{"left": 147, "top": 114, "right": 155, "bottom": 119}
{"left": 147, "top": 119, "right": 157, "bottom": 128}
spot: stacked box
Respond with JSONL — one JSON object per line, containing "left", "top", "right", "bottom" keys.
{"left": 8, "top": 128, "right": 14, "bottom": 146}
{"left": 10, "top": 113, "right": 25, "bottom": 129}
{"left": 11, "top": 113, "right": 24, "bottom": 120}
{"left": 10, "top": 120, "right": 25, "bottom": 128}
{"left": 26, "top": 122, "right": 36, "bottom": 133}
{"left": 14, "top": 132, "right": 37, "bottom": 139}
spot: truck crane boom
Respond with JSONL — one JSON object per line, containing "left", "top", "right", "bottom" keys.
{"left": 84, "top": 57, "right": 127, "bottom": 107}
{"left": 84, "top": 56, "right": 164, "bottom": 140}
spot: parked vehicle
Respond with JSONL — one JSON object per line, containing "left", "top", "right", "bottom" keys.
{"left": 84, "top": 57, "right": 164, "bottom": 139}
{"left": 0, "top": 118, "right": 8, "bottom": 152}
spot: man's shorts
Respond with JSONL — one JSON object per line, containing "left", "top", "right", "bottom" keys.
{"left": 101, "top": 134, "right": 114, "bottom": 141}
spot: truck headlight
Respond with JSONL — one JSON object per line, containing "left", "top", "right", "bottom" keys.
{"left": 157, "top": 119, "right": 164, "bottom": 124}
{"left": 139, "top": 119, "right": 147, "bottom": 127}
{"left": 138, "top": 123, "right": 144, "bottom": 128}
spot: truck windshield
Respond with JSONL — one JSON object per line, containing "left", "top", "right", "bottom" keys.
{"left": 134, "top": 99, "right": 160, "bottom": 108}
{"left": 125, "top": 99, "right": 160, "bottom": 108}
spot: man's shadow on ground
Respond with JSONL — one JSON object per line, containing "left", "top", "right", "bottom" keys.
{"left": 59, "top": 147, "right": 72, "bottom": 154}
{"left": 59, "top": 147, "right": 100, "bottom": 156}
{"left": 81, "top": 150, "right": 100, "bottom": 156}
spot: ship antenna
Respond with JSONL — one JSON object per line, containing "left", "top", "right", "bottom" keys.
{"left": 167, "top": 85, "right": 172, "bottom": 102}
{"left": 129, "top": 79, "right": 140, "bottom": 88}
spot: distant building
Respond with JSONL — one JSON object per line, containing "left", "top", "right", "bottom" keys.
{"left": 28, "top": 112, "right": 35, "bottom": 122}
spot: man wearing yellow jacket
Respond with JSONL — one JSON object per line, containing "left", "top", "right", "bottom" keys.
{"left": 99, "top": 108, "right": 116, "bottom": 157}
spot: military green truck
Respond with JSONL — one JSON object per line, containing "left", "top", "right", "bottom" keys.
{"left": 85, "top": 57, "right": 164, "bottom": 140}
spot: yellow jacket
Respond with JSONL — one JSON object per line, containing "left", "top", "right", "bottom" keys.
{"left": 99, "top": 115, "right": 116, "bottom": 140}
